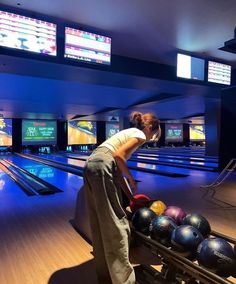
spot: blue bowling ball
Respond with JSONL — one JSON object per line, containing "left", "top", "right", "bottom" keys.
{"left": 171, "top": 225, "right": 204, "bottom": 259}
{"left": 132, "top": 207, "right": 156, "bottom": 235}
{"left": 182, "top": 213, "right": 211, "bottom": 238}
{"left": 197, "top": 237, "right": 235, "bottom": 277}
{"left": 150, "top": 215, "right": 177, "bottom": 247}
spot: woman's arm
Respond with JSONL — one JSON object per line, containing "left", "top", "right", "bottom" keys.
{"left": 113, "top": 137, "right": 145, "bottom": 192}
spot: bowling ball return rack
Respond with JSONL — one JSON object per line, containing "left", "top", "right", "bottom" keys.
{"left": 131, "top": 227, "right": 236, "bottom": 284}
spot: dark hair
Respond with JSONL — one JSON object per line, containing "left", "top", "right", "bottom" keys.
{"left": 130, "top": 112, "right": 143, "bottom": 129}
{"left": 130, "top": 111, "right": 160, "bottom": 131}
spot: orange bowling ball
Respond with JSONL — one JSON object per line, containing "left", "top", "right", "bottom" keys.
{"left": 149, "top": 200, "right": 167, "bottom": 215}
{"left": 130, "top": 194, "right": 150, "bottom": 213}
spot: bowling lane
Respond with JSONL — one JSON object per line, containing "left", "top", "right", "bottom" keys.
{"left": 65, "top": 151, "right": 217, "bottom": 171}
{"left": 40, "top": 153, "right": 212, "bottom": 177}
{"left": 133, "top": 152, "right": 218, "bottom": 163}
{"left": 131, "top": 154, "right": 218, "bottom": 169}
{"left": 5, "top": 154, "right": 83, "bottom": 192}
{"left": 137, "top": 147, "right": 217, "bottom": 159}
{"left": 3, "top": 153, "right": 234, "bottom": 239}
{"left": 36, "top": 153, "right": 86, "bottom": 168}
{"left": 0, "top": 155, "right": 93, "bottom": 284}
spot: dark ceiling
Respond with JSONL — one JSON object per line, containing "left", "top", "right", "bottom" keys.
{"left": 0, "top": 0, "right": 236, "bottom": 122}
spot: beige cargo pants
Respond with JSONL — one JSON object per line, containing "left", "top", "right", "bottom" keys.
{"left": 83, "top": 147, "right": 136, "bottom": 284}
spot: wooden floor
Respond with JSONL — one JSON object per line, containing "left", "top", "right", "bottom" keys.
{"left": 1, "top": 161, "right": 236, "bottom": 284}
{"left": 0, "top": 172, "right": 99, "bottom": 284}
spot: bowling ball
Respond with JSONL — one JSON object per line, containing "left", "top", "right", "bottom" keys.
{"left": 163, "top": 206, "right": 186, "bottom": 225}
{"left": 150, "top": 215, "right": 177, "bottom": 247}
{"left": 171, "top": 225, "right": 204, "bottom": 259}
{"left": 132, "top": 207, "right": 156, "bottom": 235}
{"left": 232, "top": 243, "right": 236, "bottom": 277}
{"left": 130, "top": 194, "right": 150, "bottom": 213}
{"left": 149, "top": 200, "right": 167, "bottom": 215}
{"left": 197, "top": 237, "right": 235, "bottom": 277}
{"left": 182, "top": 213, "right": 211, "bottom": 238}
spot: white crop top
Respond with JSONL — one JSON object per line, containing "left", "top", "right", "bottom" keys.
{"left": 99, "top": 128, "right": 146, "bottom": 157}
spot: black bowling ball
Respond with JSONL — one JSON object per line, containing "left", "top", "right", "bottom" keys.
{"left": 183, "top": 213, "right": 211, "bottom": 238}
{"left": 131, "top": 207, "right": 156, "bottom": 235}
{"left": 197, "top": 237, "right": 235, "bottom": 277}
{"left": 150, "top": 215, "right": 177, "bottom": 247}
{"left": 171, "top": 225, "right": 204, "bottom": 259}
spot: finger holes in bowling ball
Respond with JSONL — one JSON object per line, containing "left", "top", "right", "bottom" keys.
{"left": 171, "top": 225, "right": 204, "bottom": 260}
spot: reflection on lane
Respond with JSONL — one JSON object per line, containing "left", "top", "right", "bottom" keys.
{"left": 136, "top": 162, "right": 156, "bottom": 170}
{"left": 37, "top": 154, "right": 86, "bottom": 168}
{"left": 8, "top": 155, "right": 84, "bottom": 191}
{"left": 0, "top": 171, "right": 6, "bottom": 190}
{"left": 135, "top": 155, "right": 215, "bottom": 167}
{"left": 24, "top": 164, "right": 55, "bottom": 178}
{"left": 38, "top": 153, "right": 211, "bottom": 178}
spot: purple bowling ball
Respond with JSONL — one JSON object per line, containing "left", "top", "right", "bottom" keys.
{"left": 163, "top": 206, "right": 186, "bottom": 225}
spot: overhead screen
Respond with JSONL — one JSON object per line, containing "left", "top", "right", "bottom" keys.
{"left": 165, "top": 124, "right": 183, "bottom": 142}
{"left": 0, "top": 10, "right": 57, "bottom": 55}
{"left": 177, "top": 53, "right": 205, "bottom": 81}
{"left": 105, "top": 122, "right": 120, "bottom": 139}
{"left": 208, "top": 61, "right": 231, "bottom": 85}
{"left": 68, "top": 120, "right": 97, "bottom": 145}
{"left": 64, "top": 27, "right": 111, "bottom": 65}
{"left": 189, "top": 125, "right": 205, "bottom": 141}
{"left": 0, "top": 118, "right": 12, "bottom": 146}
{"left": 22, "top": 120, "right": 57, "bottom": 145}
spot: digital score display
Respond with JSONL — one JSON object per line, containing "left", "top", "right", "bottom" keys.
{"left": 22, "top": 120, "right": 57, "bottom": 145}
{"left": 105, "top": 122, "right": 120, "bottom": 139}
{"left": 177, "top": 53, "right": 205, "bottom": 81}
{"left": 0, "top": 10, "right": 57, "bottom": 55}
{"left": 189, "top": 125, "right": 205, "bottom": 141}
{"left": 68, "top": 120, "right": 97, "bottom": 145}
{"left": 0, "top": 118, "right": 12, "bottom": 146}
{"left": 208, "top": 61, "right": 231, "bottom": 85}
{"left": 165, "top": 124, "right": 183, "bottom": 142}
{"left": 64, "top": 27, "right": 111, "bottom": 64}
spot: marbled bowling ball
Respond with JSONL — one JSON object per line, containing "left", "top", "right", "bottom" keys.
{"left": 132, "top": 207, "right": 156, "bottom": 235}
{"left": 150, "top": 215, "right": 177, "bottom": 247}
{"left": 182, "top": 213, "right": 211, "bottom": 238}
{"left": 130, "top": 194, "right": 150, "bottom": 213}
{"left": 197, "top": 237, "right": 235, "bottom": 277}
{"left": 163, "top": 206, "right": 186, "bottom": 225}
{"left": 149, "top": 200, "right": 167, "bottom": 216}
{"left": 171, "top": 225, "right": 204, "bottom": 259}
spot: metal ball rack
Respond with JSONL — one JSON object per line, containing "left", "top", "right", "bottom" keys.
{"left": 132, "top": 228, "right": 236, "bottom": 284}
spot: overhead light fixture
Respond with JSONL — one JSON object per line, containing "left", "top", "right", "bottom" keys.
{"left": 219, "top": 26, "right": 236, "bottom": 54}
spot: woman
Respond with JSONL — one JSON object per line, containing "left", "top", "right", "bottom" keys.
{"left": 83, "top": 112, "right": 161, "bottom": 284}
